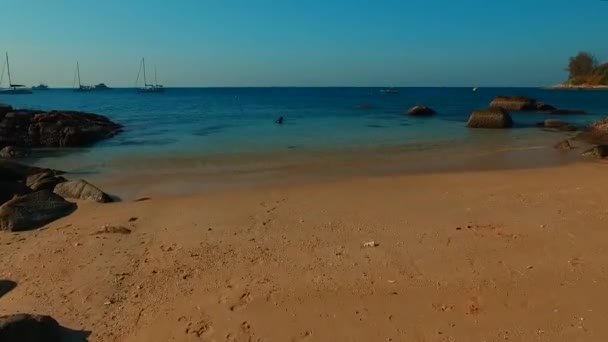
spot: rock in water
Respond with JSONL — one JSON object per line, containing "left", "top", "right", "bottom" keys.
{"left": 554, "top": 140, "right": 573, "bottom": 151}
{"left": 26, "top": 172, "right": 67, "bottom": 191}
{"left": 490, "top": 96, "right": 538, "bottom": 111}
{"left": 0, "top": 110, "right": 121, "bottom": 148}
{"left": 0, "top": 191, "right": 77, "bottom": 232}
{"left": 467, "top": 108, "right": 513, "bottom": 128}
{"left": 0, "top": 182, "right": 31, "bottom": 206}
{"left": 407, "top": 105, "right": 436, "bottom": 117}
{"left": 582, "top": 145, "right": 608, "bottom": 159}
{"left": 0, "top": 146, "right": 28, "bottom": 159}
{"left": 0, "top": 314, "right": 62, "bottom": 342}
{"left": 54, "top": 179, "right": 112, "bottom": 203}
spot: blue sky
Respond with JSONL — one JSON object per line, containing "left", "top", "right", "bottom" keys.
{"left": 1, "top": 0, "right": 607, "bottom": 87}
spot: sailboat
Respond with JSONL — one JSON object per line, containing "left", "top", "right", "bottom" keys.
{"left": 379, "top": 87, "right": 399, "bottom": 94}
{"left": 32, "top": 84, "right": 50, "bottom": 90}
{"left": 136, "top": 58, "right": 164, "bottom": 93}
{"left": 0, "top": 52, "right": 32, "bottom": 94}
{"left": 73, "top": 62, "right": 93, "bottom": 92}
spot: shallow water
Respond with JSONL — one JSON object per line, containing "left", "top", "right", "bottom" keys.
{"left": 2, "top": 87, "right": 606, "bottom": 195}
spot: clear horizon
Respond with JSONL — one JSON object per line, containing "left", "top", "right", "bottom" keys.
{"left": 1, "top": 0, "right": 607, "bottom": 88}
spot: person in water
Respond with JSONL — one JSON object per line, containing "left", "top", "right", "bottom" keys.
{"left": 276, "top": 116, "right": 284, "bottom": 124}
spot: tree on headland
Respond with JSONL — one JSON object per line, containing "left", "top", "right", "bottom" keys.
{"left": 568, "top": 52, "right": 597, "bottom": 84}
{"left": 566, "top": 51, "right": 607, "bottom": 85}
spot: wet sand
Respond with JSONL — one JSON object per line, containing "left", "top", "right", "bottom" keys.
{"left": 2, "top": 161, "right": 608, "bottom": 341}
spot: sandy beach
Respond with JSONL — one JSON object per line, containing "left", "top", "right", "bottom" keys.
{"left": 2, "top": 160, "right": 608, "bottom": 341}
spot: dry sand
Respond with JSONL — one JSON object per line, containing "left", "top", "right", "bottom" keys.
{"left": 2, "top": 162, "right": 608, "bottom": 341}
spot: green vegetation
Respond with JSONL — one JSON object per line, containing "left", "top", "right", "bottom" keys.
{"left": 567, "top": 52, "right": 608, "bottom": 85}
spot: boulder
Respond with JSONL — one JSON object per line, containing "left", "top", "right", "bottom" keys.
{"left": 538, "top": 119, "right": 578, "bottom": 132}
{"left": 54, "top": 179, "right": 112, "bottom": 203}
{"left": 467, "top": 108, "right": 513, "bottom": 128}
{"left": 0, "top": 109, "right": 121, "bottom": 148}
{"left": 407, "top": 105, "right": 436, "bottom": 117}
{"left": 490, "top": 96, "right": 538, "bottom": 111}
{"left": 0, "top": 146, "right": 29, "bottom": 159}
{"left": 0, "top": 314, "right": 62, "bottom": 342}
{"left": 0, "top": 160, "right": 63, "bottom": 181}
{"left": 26, "top": 172, "right": 67, "bottom": 191}
{"left": 582, "top": 145, "right": 608, "bottom": 159}
{"left": 554, "top": 140, "right": 573, "bottom": 151}
{"left": 0, "top": 182, "right": 31, "bottom": 206}
{"left": 0, "top": 191, "right": 77, "bottom": 232}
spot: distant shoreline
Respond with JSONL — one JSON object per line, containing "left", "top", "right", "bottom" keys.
{"left": 545, "top": 84, "right": 608, "bottom": 91}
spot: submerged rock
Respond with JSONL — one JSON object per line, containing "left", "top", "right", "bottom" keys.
{"left": 539, "top": 119, "right": 578, "bottom": 132}
{"left": 406, "top": 105, "right": 436, "bottom": 117}
{"left": 582, "top": 145, "right": 608, "bottom": 159}
{"left": 54, "top": 179, "right": 112, "bottom": 203}
{"left": 0, "top": 109, "right": 121, "bottom": 148}
{"left": 0, "top": 191, "right": 77, "bottom": 232}
{"left": 467, "top": 108, "right": 513, "bottom": 128}
{"left": 0, "top": 314, "right": 62, "bottom": 342}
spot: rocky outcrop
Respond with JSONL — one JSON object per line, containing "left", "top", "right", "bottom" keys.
{"left": 54, "top": 179, "right": 113, "bottom": 203}
{"left": 582, "top": 145, "right": 608, "bottom": 159}
{"left": 0, "top": 160, "right": 62, "bottom": 181}
{"left": 489, "top": 96, "right": 585, "bottom": 114}
{"left": 0, "top": 191, "right": 77, "bottom": 232}
{"left": 579, "top": 117, "right": 608, "bottom": 145}
{"left": 467, "top": 108, "right": 513, "bottom": 128}
{"left": 0, "top": 314, "right": 62, "bottom": 342}
{"left": 0, "top": 182, "right": 30, "bottom": 206}
{"left": 0, "top": 103, "right": 11, "bottom": 115}
{"left": 407, "top": 105, "right": 436, "bottom": 117}
{"left": 538, "top": 119, "right": 578, "bottom": 131}
{"left": 0, "top": 146, "right": 28, "bottom": 159}
{"left": 0, "top": 106, "right": 122, "bottom": 149}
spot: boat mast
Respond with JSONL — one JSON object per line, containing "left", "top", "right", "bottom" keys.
{"left": 77, "top": 62, "right": 82, "bottom": 88}
{"left": 154, "top": 65, "right": 158, "bottom": 87}
{"left": 142, "top": 58, "right": 148, "bottom": 87}
{"left": 0, "top": 58, "right": 5, "bottom": 86}
{"left": 6, "top": 52, "right": 12, "bottom": 87}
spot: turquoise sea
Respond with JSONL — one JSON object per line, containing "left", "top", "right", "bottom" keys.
{"left": 2, "top": 87, "right": 607, "bottom": 195}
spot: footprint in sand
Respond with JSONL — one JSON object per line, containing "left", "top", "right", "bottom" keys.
{"left": 185, "top": 320, "right": 214, "bottom": 338}
{"left": 230, "top": 291, "right": 253, "bottom": 311}
{"left": 291, "top": 331, "right": 313, "bottom": 342}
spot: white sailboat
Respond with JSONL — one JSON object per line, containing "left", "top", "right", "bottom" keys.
{"left": 136, "top": 58, "right": 164, "bottom": 93}
{"left": 0, "top": 52, "right": 32, "bottom": 94}
{"left": 73, "top": 62, "right": 93, "bottom": 92}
